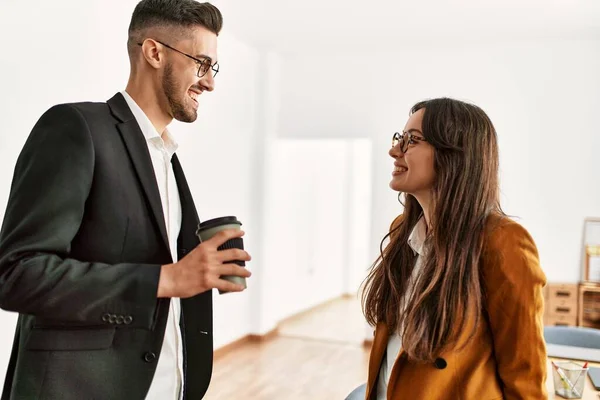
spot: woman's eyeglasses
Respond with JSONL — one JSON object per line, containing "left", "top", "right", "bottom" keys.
{"left": 392, "top": 132, "right": 427, "bottom": 152}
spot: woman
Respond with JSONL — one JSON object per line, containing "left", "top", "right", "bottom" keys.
{"left": 361, "top": 98, "right": 547, "bottom": 399}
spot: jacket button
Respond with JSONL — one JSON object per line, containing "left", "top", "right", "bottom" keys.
{"left": 116, "top": 316, "right": 124, "bottom": 325}
{"left": 434, "top": 357, "right": 447, "bottom": 369}
{"left": 143, "top": 352, "right": 157, "bottom": 363}
{"left": 101, "top": 313, "right": 111, "bottom": 322}
{"left": 124, "top": 316, "right": 133, "bottom": 325}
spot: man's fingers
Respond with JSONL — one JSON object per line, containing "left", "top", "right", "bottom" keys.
{"left": 205, "top": 229, "right": 244, "bottom": 247}
{"left": 217, "top": 263, "right": 252, "bottom": 278}
{"left": 215, "top": 248, "right": 251, "bottom": 263}
{"left": 214, "top": 279, "right": 245, "bottom": 293}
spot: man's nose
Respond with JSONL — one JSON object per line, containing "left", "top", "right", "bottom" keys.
{"left": 202, "top": 74, "right": 215, "bottom": 92}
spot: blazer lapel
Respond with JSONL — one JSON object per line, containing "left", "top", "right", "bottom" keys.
{"left": 172, "top": 154, "right": 200, "bottom": 257}
{"left": 366, "top": 322, "right": 391, "bottom": 400}
{"left": 107, "top": 93, "right": 170, "bottom": 253}
{"left": 366, "top": 322, "right": 409, "bottom": 400}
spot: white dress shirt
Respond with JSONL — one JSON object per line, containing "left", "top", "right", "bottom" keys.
{"left": 377, "top": 217, "right": 428, "bottom": 400}
{"left": 121, "top": 91, "right": 184, "bottom": 400}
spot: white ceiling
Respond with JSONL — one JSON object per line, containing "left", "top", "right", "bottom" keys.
{"left": 216, "top": 0, "right": 600, "bottom": 52}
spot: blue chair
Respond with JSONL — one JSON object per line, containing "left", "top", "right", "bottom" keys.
{"left": 345, "top": 383, "right": 367, "bottom": 400}
{"left": 543, "top": 326, "right": 600, "bottom": 349}
{"left": 544, "top": 325, "right": 600, "bottom": 362}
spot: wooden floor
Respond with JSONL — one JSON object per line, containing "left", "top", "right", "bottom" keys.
{"left": 278, "top": 296, "right": 368, "bottom": 346}
{"left": 204, "top": 296, "right": 370, "bottom": 400}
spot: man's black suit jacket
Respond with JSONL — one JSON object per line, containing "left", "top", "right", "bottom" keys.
{"left": 0, "top": 93, "right": 213, "bottom": 400}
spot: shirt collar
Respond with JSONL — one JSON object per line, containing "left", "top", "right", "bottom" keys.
{"left": 408, "top": 217, "right": 428, "bottom": 256}
{"left": 120, "top": 90, "right": 178, "bottom": 158}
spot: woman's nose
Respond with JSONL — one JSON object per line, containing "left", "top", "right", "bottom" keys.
{"left": 389, "top": 144, "right": 404, "bottom": 158}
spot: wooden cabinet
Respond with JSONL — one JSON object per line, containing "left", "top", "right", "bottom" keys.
{"left": 578, "top": 283, "right": 600, "bottom": 329}
{"left": 543, "top": 282, "right": 600, "bottom": 328}
{"left": 544, "top": 284, "right": 578, "bottom": 326}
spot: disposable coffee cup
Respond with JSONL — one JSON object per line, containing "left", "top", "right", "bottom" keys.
{"left": 196, "top": 216, "right": 247, "bottom": 294}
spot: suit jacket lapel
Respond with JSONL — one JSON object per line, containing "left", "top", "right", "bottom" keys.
{"left": 107, "top": 93, "right": 170, "bottom": 253}
{"left": 172, "top": 154, "right": 200, "bottom": 257}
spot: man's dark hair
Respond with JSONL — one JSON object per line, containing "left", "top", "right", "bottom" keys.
{"left": 128, "top": 0, "right": 223, "bottom": 54}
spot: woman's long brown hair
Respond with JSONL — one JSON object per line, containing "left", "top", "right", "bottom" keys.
{"left": 362, "top": 98, "right": 504, "bottom": 362}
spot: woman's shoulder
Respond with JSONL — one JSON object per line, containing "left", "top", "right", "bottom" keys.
{"left": 484, "top": 213, "right": 536, "bottom": 249}
{"left": 482, "top": 213, "right": 546, "bottom": 285}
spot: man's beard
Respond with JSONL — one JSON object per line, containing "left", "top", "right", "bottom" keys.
{"left": 163, "top": 63, "right": 197, "bottom": 123}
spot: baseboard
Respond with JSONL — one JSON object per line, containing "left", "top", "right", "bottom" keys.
{"left": 213, "top": 336, "right": 252, "bottom": 360}
{"left": 214, "top": 294, "right": 355, "bottom": 359}
{"left": 214, "top": 326, "right": 280, "bottom": 360}
{"left": 248, "top": 326, "right": 280, "bottom": 343}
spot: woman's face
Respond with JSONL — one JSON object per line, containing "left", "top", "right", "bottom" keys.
{"left": 389, "top": 108, "right": 436, "bottom": 201}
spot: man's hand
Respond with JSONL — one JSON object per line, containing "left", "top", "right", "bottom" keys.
{"left": 157, "top": 229, "right": 252, "bottom": 298}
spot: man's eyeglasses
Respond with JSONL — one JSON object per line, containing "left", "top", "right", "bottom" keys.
{"left": 392, "top": 131, "right": 427, "bottom": 153}
{"left": 137, "top": 40, "right": 219, "bottom": 78}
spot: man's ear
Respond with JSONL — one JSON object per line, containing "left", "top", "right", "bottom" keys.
{"left": 139, "top": 39, "right": 164, "bottom": 70}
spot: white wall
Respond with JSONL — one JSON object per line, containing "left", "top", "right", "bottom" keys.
{"left": 263, "top": 140, "right": 348, "bottom": 321}
{"left": 345, "top": 140, "right": 373, "bottom": 294}
{"left": 277, "top": 38, "right": 600, "bottom": 284}
{"left": 0, "top": 0, "right": 267, "bottom": 380}
{"left": 243, "top": 51, "right": 283, "bottom": 335}
{"left": 259, "top": 139, "right": 372, "bottom": 328}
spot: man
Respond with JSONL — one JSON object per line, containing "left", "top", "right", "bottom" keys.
{"left": 0, "top": 1, "right": 251, "bottom": 399}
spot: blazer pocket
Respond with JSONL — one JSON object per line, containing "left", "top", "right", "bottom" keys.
{"left": 25, "top": 327, "right": 116, "bottom": 351}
